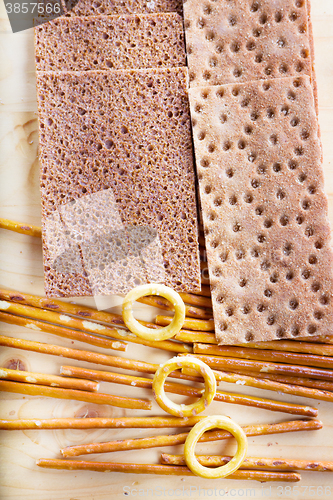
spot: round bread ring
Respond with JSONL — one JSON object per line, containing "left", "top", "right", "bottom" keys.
{"left": 122, "top": 284, "right": 185, "bottom": 341}
{"left": 152, "top": 356, "right": 216, "bottom": 417}
{"left": 184, "top": 415, "right": 248, "bottom": 478}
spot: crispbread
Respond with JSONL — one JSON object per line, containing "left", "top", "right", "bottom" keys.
{"left": 305, "top": 0, "right": 319, "bottom": 113}
{"left": 189, "top": 76, "right": 333, "bottom": 343}
{"left": 37, "top": 68, "right": 201, "bottom": 297}
{"left": 183, "top": 0, "right": 312, "bottom": 87}
{"left": 63, "top": 0, "right": 183, "bottom": 16}
{"left": 35, "top": 13, "right": 185, "bottom": 71}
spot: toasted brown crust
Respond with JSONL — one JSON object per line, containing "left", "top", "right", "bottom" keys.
{"left": 37, "top": 68, "right": 201, "bottom": 296}
{"left": 35, "top": 14, "right": 185, "bottom": 71}
{"left": 189, "top": 76, "right": 333, "bottom": 343}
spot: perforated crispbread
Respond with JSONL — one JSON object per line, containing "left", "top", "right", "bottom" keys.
{"left": 37, "top": 68, "right": 200, "bottom": 297}
{"left": 183, "top": 0, "right": 313, "bottom": 88}
{"left": 35, "top": 14, "right": 185, "bottom": 71}
{"left": 189, "top": 76, "right": 333, "bottom": 344}
{"left": 63, "top": 0, "right": 182, "bottom": 16}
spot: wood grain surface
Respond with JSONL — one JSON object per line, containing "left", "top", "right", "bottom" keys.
{"left": 1, "top": 1, "right": 333, "bottom": 499}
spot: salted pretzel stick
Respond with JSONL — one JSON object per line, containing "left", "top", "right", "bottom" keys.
{"left": 297, "top": 335, "right": 333, "bottom": 344}
{"left": 0, "top": 289, "right": 190, "bottom": 353}
{"left": 0, "top": 300, "right": 190, "bottom": 354}
{"left": 226, "top": 368, "right": 333, "bottom": 392}
{"left": 60, "top": 418, "right": 322, "bottom": 457}
{"left": 61, "top": 365, "right": 317, "bottom": 416}
{"left": 156, "top": 315, "right": 214, "bottom": 332}
{"left": 175, "top": 331, "right": 217, "bottom": 344}
{"left": 0, "top": 288, "right": 150, "bottom": 328}
{"left": 161, "top": 454, "right": 333, "bottom": 472}
{"left": 0, "top": 367, "right": 99, "bottom": 392}
{"left": 0, "top": 416, "right": 205, "bottom": 430}
{"left": 201, "top": 275, "right": 210, "bottom": 286}
{"left": 184, "top": 353, "right": 333, "bottom": 381}
{"left": 179, "top": 293, "right": 212, "bottom": 309}
{"left": 190, "top": 285, "right": 211, "bottom": 297}
{"left": 237, "top": 340, "right": 333, "bottom": 356}
{"left": 0, "top": 218, "right": 42, "bottom": 237}
{"left": 198, "top": 234, "right": 206, "bottom": 247}
{"left": 0, "top": 310, "right": 125, "bottom": 351}
{"left": 0, "top": 336, "right": 199, "bottom": 383}
{"left": 181, "top": 366, "right": 333, "bottom": 403}
{"left": 199, "top": 246, "right": 207, "bottom": 261}
{"left": 194, "top": 343, "right": 333, "bottom": 369}
{"left": 0, "top": 380, "right": 151, "bottom": 409}
{"left": 36, "top": 459, "right": 301, "bottom": 481}
{"left": 60, "top": 365, "right": 206, "bottom": 394}
{"left": 138, "top": 295, "right": 213, "bottom": 320}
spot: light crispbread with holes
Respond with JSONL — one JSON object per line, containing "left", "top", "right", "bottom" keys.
{"left": 35, "top": 13, "right": 185, "bottom": 71}
{"left": 63, "top": 0, "right": 183, "bottom": 16}
{"left": 37, "top": 68, "right": 201, "bottom": 297}
{"left": 183, "top": 0, "right": 313, "bottom": 89}
{"left": 189, "top": 75, "right": 333, "bottom": 344}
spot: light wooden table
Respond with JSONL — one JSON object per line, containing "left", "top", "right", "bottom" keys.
{"left": 1, "top": 1, "right": 333, "bottom": 499}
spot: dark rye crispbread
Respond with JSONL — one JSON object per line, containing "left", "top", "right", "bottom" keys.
{"left": 183, "top": 0, "right": 313, "bottom": 88}
{"left": 63, "top": 0, "right": 183, "bottom": 16}
{"left": 35, "top": 13, "right": 185, "bottom": 71}
{"left": 189, "top": 76, "right": 333, "bottom": 343}
{"left": 37, "top": 68, "right": 201, "bottom": 297}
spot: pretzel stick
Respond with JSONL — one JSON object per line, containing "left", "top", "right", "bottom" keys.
{"left": 175, "top": 331, "right": 217, "bottom": 344}
{"left": 138, "top": 295, "right": 213, "bottom": 320}
{"left": 182, "top": 366, "right": 333, "bottom": 403}
{"left": 179, "top": 293, "right": 212, "bottom": 309}
{"left": 0, "top": 416, "right": 205, "bottom": 430}
{"left": 60, "top": 365, "right": 316, "bottom": 416}
{"left": 236, "top": 340, "right": 333, "bottom": 356}
{"left": 0, "top": 288, "right": 212, "bottom": 327}
{"left": 161, "top": 454, "right": 333, "bottom": 472}
{"left": 199, "top": 246, "right": 207, "bottom": 261}
{"left": 156, "top": 315, "right": 214, "bottom": 332}
{"left": 0, "top": 300, "right": 190, "bottom": 354}
{"left": 198, "top": 234, "right": 206, "bottom": 247}
{"left": 201, "top": 275, "right": 210, "bottom": 286}
{"left": 297, "top": 335, "right": 333, "bottom": 345}
{"left": 194, "top": 343, "right": 333, "bottom": 369}
{"left": 0, "top": 336, "right": 200, "bottom": 383}
{"left": 36, "top": 459, "right": 301, "bottom": 481}
{"left": 60, "top": 418, "right": 322, "bottom": 457}
{"left": 184, "top": 353, "right": 333, "bottom": 381}
{"left": 0, "top": 218, "right": 42, "bottom": 237}
{"left": 0, "top": 288, "right": 147, "bottom": 328}
{"left": 0, "top": 289, "right": 191, "bottom": 353}
{"left": 190, "top": 285, "right": 211, "bottom": 297}
{"left": 224, "top": 368, "right": 333, "bottom": 392}
{"left": 0, "top": 311, "right": 126, "bottom": 351}
{"left": 0, "top": 380, "right": 151, "bottom": 409}
{"left": 0, "top": 367, "right": 99, "bottom": 392}
{"left": 37, "top": 459, "right": 301, "bottom": 481}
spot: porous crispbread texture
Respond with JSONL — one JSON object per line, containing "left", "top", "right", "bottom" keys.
{"left": 63, "top": 0, "right": 183, "bottom": 16}
{"left": 36, "top": 68, "right": 201, "bottom": 297}
{"left": 305, "top": 0, "right": 318, "bottom": 114}
{"left": 189, "top": 76, "right": 333, "bottom": 344}
{"left": 183, "top": 0, "right": 313, "bottom": 88}
{"left": 35, "top": 13, "right": 185, "bottom": 71}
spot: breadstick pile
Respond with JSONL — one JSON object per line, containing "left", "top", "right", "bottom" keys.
{"left": 0, "top": 277, "right": 333, "bottom": 481}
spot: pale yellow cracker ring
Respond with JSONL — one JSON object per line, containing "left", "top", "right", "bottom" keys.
{"left": 184, "top": 415, "right": 248, "bottom": 478}
{"left": 152, "top": 356, "right": 216, "bottom": 417}
{"left": 122, "top": 284, "right": 185, "bottom": 341}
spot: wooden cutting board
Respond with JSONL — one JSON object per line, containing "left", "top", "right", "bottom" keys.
{"left": 1, "top": 1, "right": 333, "bottom": 498}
